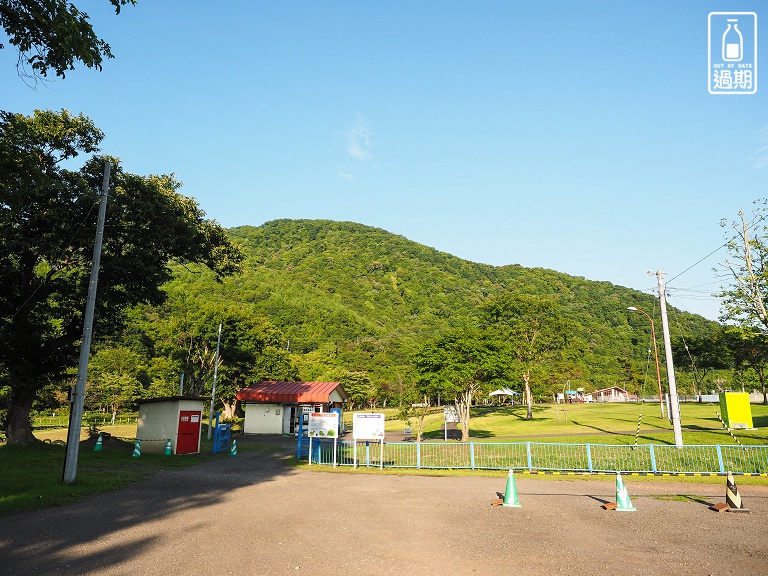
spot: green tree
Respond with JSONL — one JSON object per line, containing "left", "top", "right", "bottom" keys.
{"left": 723, "top": 326, "right": 768, "bottom": 403}
{"left": 671, "top": 330, "right": 731, "bottom": 397}
{"left": 414, "top": 329, "right": 502, "bottom": 441}
{"left": 0, "top": 0, "right": 135, "bottom": 80}
{"left": 482, "top": 294, "right": 572, "bottom": 419}
{"left": 720, "top": 206, "right": 768, "bottom": 329}
{"left": 336, "top": 370, "right": 375, "bottom": 411}
{"left": 86, "top": 346, "right": 146, "bottom": 423}
{"left": 134, "top": 292, "right": 297, "bottom": 418}
{"left": 0, "top": 109, "right": 242, "bottom": 444}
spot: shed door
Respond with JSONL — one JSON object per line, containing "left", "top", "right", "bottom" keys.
{"left": 177, "top": 411, "right": 201, "bottom": 454}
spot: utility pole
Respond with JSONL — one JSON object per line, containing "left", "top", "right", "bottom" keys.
{"left": 207, "top": 323, "right": 222, "bottom": 440}
{"left": 652, "top": 270, "right": 684, "bottom": 447}
{"left": 63, "top": 162, "right": 111, "bottom": 484}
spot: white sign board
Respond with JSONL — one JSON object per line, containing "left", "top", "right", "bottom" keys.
{"left": 444, "top": 405, "right": 460, "bottom": 423}
{"left": 308, "top": 412, "right": 339, "bottom": 438}
{"left": 353, "top": 412, "right": 386, "bottom": 440}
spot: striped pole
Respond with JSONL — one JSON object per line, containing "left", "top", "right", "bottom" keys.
{"left": 633, "top": 411, "right": 642, "bottom": 448}
{"left": 715, "top": 411, "right": 746, "bottom": 451}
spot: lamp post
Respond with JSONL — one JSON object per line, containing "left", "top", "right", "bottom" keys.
{"left": 627, "top": 307, "right": 665, "bottom": 419}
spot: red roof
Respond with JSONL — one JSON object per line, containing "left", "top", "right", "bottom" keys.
{"left": 236, "top": 381, "right": 347, "bottom": 404}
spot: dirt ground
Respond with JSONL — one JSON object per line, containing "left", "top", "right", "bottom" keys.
{"left": 1, "top": 435, "right": 767, "bottom": 576}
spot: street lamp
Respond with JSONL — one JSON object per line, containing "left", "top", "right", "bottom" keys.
{"left": 627, "top": 307, "right": 665, "bottom": 419}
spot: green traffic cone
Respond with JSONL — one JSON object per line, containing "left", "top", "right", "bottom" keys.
{"left": 615, "top": 473, "right": 636, "bottom": 512}
{"left": 164, "top": 439, "right": 172, "bottom": 456}
{"left": 502, "top": 469, "right": 521, "bottom": 508}
{"left": 132, "top": 439, "right": 141, "bottom": 458}
{"left": 229, "top": 438, "right": 238, "bottom": 456}
{"left": 93, "top": 433, "right": 103, "bottom": 452}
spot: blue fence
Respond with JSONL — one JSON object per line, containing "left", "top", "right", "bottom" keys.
{"left": 304, "top": 440, "right": 768, "bottom": 475}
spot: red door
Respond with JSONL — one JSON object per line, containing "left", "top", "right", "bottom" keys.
{"left": 177, "top": 411, "right": 201, "bottom": 454}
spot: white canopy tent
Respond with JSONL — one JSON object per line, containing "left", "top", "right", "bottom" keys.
{"left": 489, "top": 388, "right": 520, "bottom": 404}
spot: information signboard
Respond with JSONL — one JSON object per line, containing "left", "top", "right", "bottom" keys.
{"left": 308, "top": 412, "right": 339, "bottom": 438}
{"left": 352, "top": 412, "right": 385, "bottom": 469}
{"left": 444, "top": 405, "right": 460, "bottom": 423}
{"left": 307, "top": 412, "right": 340, "bottom": 468}
{"left": 353, "top": 412, "right": 386, "bottom": 440}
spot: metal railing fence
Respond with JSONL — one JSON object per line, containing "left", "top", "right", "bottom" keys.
{"left": 307, "top": 440, "right": 768, "bottom": 475}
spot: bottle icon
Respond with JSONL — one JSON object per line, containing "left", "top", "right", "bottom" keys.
{"left": 722, "top": 18, "right": 743, "bottom": 61}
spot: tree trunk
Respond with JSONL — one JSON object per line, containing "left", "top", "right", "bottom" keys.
{"left": 458, "top": 389, "right": 472, "bottom": 442}
{"left": 5, "top": 385, "right": 38, "bottom": 445}
{"left": 221, "top": 399, "right": 237, "bottom": 419}
{"left": 524, "top": 371, "right": 533, "bottom": 420}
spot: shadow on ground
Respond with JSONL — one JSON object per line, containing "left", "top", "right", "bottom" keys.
{"left": 0, "top": 435, "right": 296, "bottom": 575}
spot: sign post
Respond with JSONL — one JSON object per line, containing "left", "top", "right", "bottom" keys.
{"left": 352, "top": 412, "right": 385, "bottom": 469}
{"left": 443, "top": 405, "right": 460, "bottom": 441}
{"left": 308, "top": 412, "right": 340, "bottom": 467}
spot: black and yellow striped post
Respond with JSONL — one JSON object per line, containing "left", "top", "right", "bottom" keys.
{"left": 726, "top": 471, "right": 750, "bottom": 513}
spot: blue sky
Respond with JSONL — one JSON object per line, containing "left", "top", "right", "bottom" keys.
{"left": 2, "top": 1, "right": 765, "bottom": 321}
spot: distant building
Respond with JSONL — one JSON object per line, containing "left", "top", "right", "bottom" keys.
{"left": 592, "top": 386, "right": 638, "bottom": 403}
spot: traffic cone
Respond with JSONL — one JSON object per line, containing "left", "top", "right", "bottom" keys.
{"left": 164, "top": 439, "right": 172, "bottom": 456}
{"left": 132, "top": 439, "right": 141, "bottom": 457}
{"left": 229, "top": 438, "right": 238, "bottom": 456}
{"left": 502, "top": 469, "right": 521, "bottom": 508}
{"left": 615, "top": 472, "right": 636, "bottom": 512}
{"left": 725, "top": 471, "right": 750, "bottom": 513}
{"left": 93, "top": 433, "right": 103, "bottom": 452}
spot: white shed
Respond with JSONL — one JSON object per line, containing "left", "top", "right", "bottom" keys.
{"left": 237, "top": 381, "right": 348, "bottom": 435}
{"left": 136, "top": 396, "right": 206, "bottom": 454}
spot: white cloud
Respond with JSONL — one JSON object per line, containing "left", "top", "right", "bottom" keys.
{"left": 338, "top": 171, "right": 355, "bottom": 181}
{"left": 754, "top": 126, "right": 768, "bottom": 168}
{"left": 345, "top": 115, "right": 375, "bottom": 162}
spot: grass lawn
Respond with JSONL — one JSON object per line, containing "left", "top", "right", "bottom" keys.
{"left": 374, "top": 401, "right": 768, "bottom": 445}
{"left": 0, "top": 423, "right": 272, "bottom": 517}
{"left": 2, "top": 401, "right": 767, "bottom": 517}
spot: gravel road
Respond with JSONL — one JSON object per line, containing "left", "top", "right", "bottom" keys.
{"left": 1, "top": 437, "right": 766, "bottom": 576}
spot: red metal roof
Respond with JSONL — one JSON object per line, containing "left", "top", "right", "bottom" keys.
{"left": 236, "top": 381, "right": 347, "bottom": 404}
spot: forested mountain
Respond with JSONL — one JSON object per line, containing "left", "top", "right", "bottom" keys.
{"left": 159, "top": 219, "right": 718, "bottom": 402}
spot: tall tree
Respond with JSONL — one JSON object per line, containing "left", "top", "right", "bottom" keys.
{"left": 0, "top": 109, "right": 242, "bottom": 444}
{"left": 723, "top": 326, "right": 768, "bottom": 403}
{"left": 414, "top": 329, "right": 502, "bottom": 441}
{"left": 720, "top": 206, "right": 768, "bottom": 329}
{"left": 0, "top": 0, "right": 135, "bottom": 80}
{"left": 482, "top": 293, "right": 572, "bottom": 419}
{"left": 670, "top": 330, "right": 731, "bottom": 397}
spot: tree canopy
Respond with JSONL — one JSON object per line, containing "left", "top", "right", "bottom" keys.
{"left": 414, "top": 329, "right": 504, "bottom": 441}
{"left": 0, "top": 109, "right": 242, "bottom": 443}
{"left": 481, "top": 293, "right": 573, "bottom": 419}
{"left": 0, "top": 0, "right": 135, "bottom": 79}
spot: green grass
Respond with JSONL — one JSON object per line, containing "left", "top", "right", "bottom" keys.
{"left": 0, "top": 429, "right": 278, "bottom": 517}
{"left": 0, "top": 438, "right": 207, "bottom": 516}
{"left": 375, "top": 402, "right": 768, "bottom": 445}
{"left": 4, "top": 402, "right": 768, "bottom": 517}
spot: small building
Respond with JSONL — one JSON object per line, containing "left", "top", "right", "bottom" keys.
{"left": 593, "top": 386, "right": 638, "bottom": 403}
{"left": 136, "top": 396, "right": 206, "bottom": 454}
{"left": 236, "top": 381, "right": 349, "bottom": 435}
